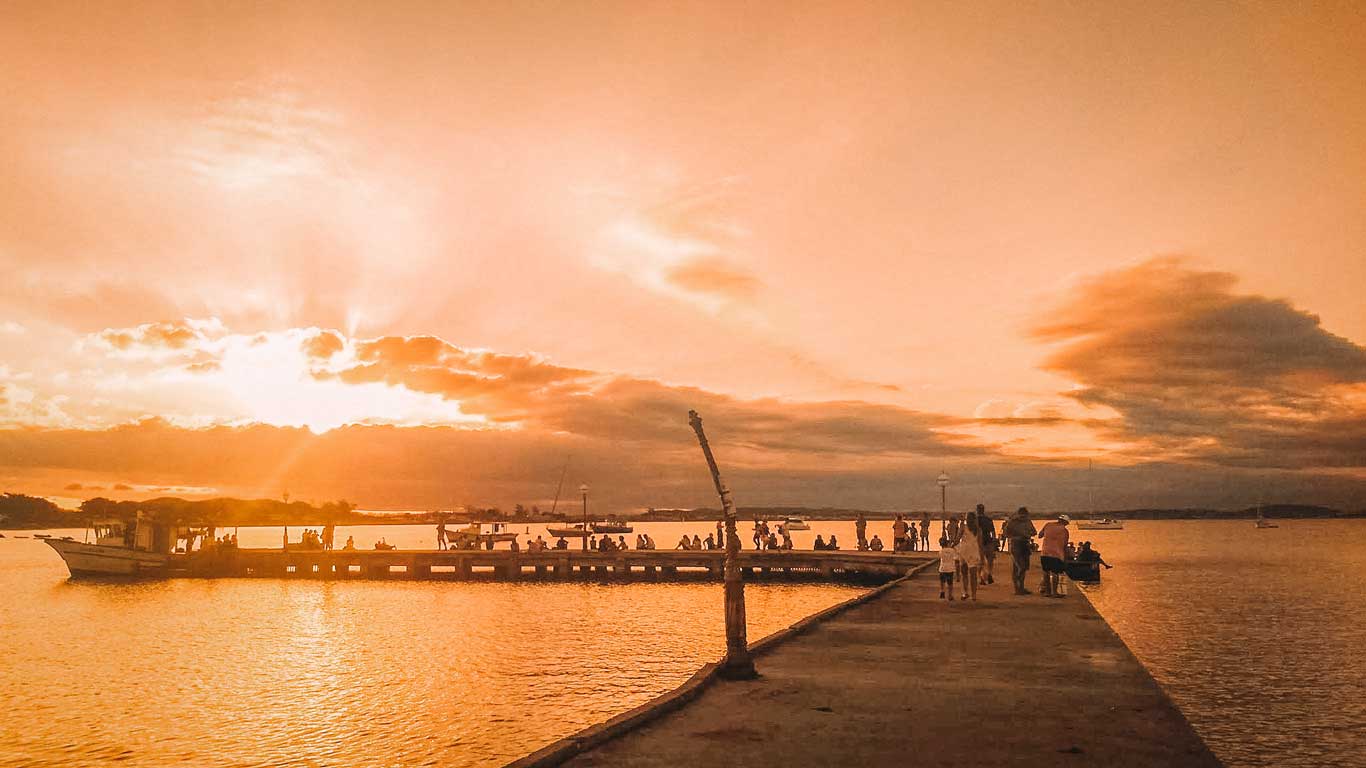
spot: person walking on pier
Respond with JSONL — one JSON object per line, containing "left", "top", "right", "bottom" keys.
{"left": 855, "top": 513, "right": 868, "bottom": 550}
{"left": 1003, "top": 507, "right": 1037, "bottom": 595}
{"left": 1037, "top": 514, "right": 1071, "bottom": 598}
{"left": 976, "top": 505, "right": 996, "bottom": 585}
{"left": 938, "top": 536, "right": 958, "bottom": 600}
{"left": 957, "top": 511, "right": 983, "bottom": 600}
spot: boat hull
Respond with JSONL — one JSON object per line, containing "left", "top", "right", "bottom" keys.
{"left": 1076, "top": 522, "right": 1124, "bottom": 530}
{"left": 545, "top": 528, "right": 591, "bottom": 538}
{"left": 43, "top": 538, "right": 168, "bottom": 577}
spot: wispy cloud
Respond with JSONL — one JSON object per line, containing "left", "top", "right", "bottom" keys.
{"left": 595, "top": 176, "right": 762, "bottom": 314}
{"left": 176, "top": 86, "right": 346, "bottom": 190}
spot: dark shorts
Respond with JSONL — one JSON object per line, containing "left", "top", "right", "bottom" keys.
{"left": 939, "top": 572, "right": 954, "bottom": 584}
{"left": 1011, "top": 542, "right": 1031, "bottom": 566}
{"left": 1041, "top": 556, "right": 1065, "bottom": 573}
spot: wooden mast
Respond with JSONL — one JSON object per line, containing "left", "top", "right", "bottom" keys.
{"left": 688, "top": 409, "right": 757, "bottom": 679}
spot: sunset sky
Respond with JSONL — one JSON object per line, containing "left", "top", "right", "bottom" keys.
{"left": 1, "top": 1, "right": 1363, "bottom": 512}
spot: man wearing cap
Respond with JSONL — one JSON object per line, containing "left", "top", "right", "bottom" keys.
{"left": 1002, "top": 507, "right": 1037, "bottom": 595}
{"left": 1036, "top": 514, "right": 1072, "bottom": 598}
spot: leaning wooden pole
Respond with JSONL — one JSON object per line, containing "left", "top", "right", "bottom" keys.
{"left": 688, "top": 409, "right": 757, "bottom": 679}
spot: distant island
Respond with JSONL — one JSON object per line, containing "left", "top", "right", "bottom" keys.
{"left": 2, "top": 491, "right": 1362, "bottom": 529}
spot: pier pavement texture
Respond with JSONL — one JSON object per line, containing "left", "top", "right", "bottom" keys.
{"left": 563, "top": 572, "right": 1223, "bottom": 768}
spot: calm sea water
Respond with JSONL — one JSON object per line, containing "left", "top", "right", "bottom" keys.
{"left": 2, "top": 519, "right": 1364, "bottom": 767}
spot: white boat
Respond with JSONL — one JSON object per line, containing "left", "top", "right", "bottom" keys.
{"left": 591, "top": 518, "right": 634, "bottom": 534}
{"left": 446, "top": 522, "right": 520, "bottom": 548}
{"left": 780, "top": 517, "right": 811, "bottom": 531}
{"left": 43, "top": 516, "right": 175, "bottom": 577}
{"left": 1076, "top": 518, "right": 1125, "bottom": 530}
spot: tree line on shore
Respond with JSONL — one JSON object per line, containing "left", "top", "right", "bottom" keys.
{"left": 1, "top": 491, "right": 1360, "bottom": 530}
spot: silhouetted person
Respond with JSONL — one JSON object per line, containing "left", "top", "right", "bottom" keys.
{"left": 855, "top": 513, "right": 868, "bottom": 550}
{"left": 1003, "top": 507, "right": 1037, "bottom": 595}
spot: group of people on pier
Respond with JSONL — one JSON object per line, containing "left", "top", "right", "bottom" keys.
{"left": 285, "top": 524, "right": 335, "bottom": 552}
{"left": 936, "top": 506, "right": 1112, "bottom": 602}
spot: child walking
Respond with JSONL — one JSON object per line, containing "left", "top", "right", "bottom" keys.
{"left": 938, "top": 536, "right": 958, "bottom": 600}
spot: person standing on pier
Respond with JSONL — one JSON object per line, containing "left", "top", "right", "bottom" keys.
{"left": 1036, "top": 514, "right": 1071, "bottom": 598}
{"left": 1003, "top": 507, "right": 1037, "bottom": 595}
{"left": 436, "top": 521, "right": 447, "bottom": 551}
{"left": 920, "top": 515, "right": 931, "bottom": 550}
{"left": 855, "top": 513, "right": 868, "bottom": 550}
{"left": 893, "top": 514, "right": 909, "bottom": 551}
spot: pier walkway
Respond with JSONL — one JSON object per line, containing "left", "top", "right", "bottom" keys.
{"left": 173, "top": 548, "right": 930, "bottom": 583}
{"left": 553, "top": 570, "right": 1222, "bottom": 768}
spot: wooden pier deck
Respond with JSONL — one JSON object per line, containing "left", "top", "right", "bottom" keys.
{"left": 168, "top": 548, "right": 932, "bottom": 582}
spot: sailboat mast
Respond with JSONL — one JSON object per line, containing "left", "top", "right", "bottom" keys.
{"left": 549, "top": 456, "right": 569, "bottom": 516}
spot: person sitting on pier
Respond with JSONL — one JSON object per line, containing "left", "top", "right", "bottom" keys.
{"left": 813, "top": 534, "right": 828, "bottom": 551}
{"left": 1077, "top": 542, "right": 1113, "bottom": 569}
{"left": 555, "top": 537, "right": 569, "bottom": 550}
{"left": 827, "top": 534, "right": 840, "bottom": 550}
{"left": 767, "top": 532, "right": 781, "bottom": 550}
{"left": 598, "top": 536, "right": 613, "bottom": 552}
{"left": 618, "top": 535, "right": 629, "bottom": 551}
{"left": 691, "top": 534, "right": 703, "bottom": 550}
{"left": 635, "top": 534, "right": 646, "bottom": 550}
{"left": 534, "top": 535, "right": 547, "bottom": 552}
{"left": 676, "top": 535, "right": 692, "bottom": 550}
{"left": 781, "top": 530, "right": 793, "bottom": 550}
{"left": 870, "top": 534, "right": 884, "bottom": 551}
{"left": 343, "top": 535, "right": 355, "bottom": 550}
{"left": 704, "top": 533, "right": 716, "bottom": 550}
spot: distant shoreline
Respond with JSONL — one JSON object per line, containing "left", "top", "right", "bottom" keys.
{"left": 2, "top": 494, "right": 1361, "bottom": 529}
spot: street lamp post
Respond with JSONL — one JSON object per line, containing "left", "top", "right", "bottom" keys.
{"left": 579, "top": 483, "right": 589, "bottom": 551}
{"left": 937, "top": 471, "right": 950, "bottom": 538}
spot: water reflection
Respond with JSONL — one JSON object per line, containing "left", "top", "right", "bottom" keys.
{"left": 1, "top": 527, "right": 864, "bottom": 768}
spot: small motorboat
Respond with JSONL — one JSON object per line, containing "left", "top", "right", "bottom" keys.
{"left": 1076, "top": 518, "right": 1125, "bottom": 531}
{"left": 591, "top": 518, "right": 634, "bottom": 534}
{"left": 34, "top": 533, "right": 52, "bottom": 539}
{"left": 445, "top": 522, "right": 520, "bottom": 548}
{"left": 780, "top": 517, "right": 811, "bottom": 531}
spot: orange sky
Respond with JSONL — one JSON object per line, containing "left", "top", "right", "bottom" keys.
{"left": 1, "top": 2, "right": 1363, "bottom": 511}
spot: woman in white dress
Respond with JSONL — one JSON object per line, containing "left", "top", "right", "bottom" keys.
{"left": 956, "top": 511, "right": 983, "bottom": 600}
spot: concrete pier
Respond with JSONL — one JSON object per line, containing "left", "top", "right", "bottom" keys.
{"left": 166, "top": 548, "right": 930, "bottom": 583}
{"left": 531, "top": 570, "right": 1222, "bottom": 768}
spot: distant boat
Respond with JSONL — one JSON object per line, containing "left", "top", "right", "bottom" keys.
{"left": 1075, "top": 460, "right": 1122, "bottom": 530}
{"left": 33, "top": 533, "right": 52, "bottom": 539}
{"left": 1254, "top": 505, "right": 1278, "bottom": 529}
{"left": 780, "top": 517, "right": 811, "bottom": 531}
{"left": 545, "top": 523, "right": 591, "bottom": 538}
{"left": 1076, "top": 518, "right": 1125, "bottom": 530}
{"left": 591, "top": 518, "right": 633, "bottom": 534}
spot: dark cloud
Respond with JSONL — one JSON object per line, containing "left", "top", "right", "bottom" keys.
{"left": 323, "top": 334, "right": 974, "bottom": 459}
{"left": 1032, "top": 257, "right": 1366, "bottom": 468}
{"left": 2, "top": 420, "right": 1361, "bottom": 512}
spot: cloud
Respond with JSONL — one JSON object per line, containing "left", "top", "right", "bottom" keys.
{"left": 94, "top": 318, "right": 227, "bottom": 356}
{"left": 324, "top": 333, "right": 975, "bottom": 462}
{"left": 1031, "top": 257, "right": 1366, "bottom": 469}
{"left": 0, "top": 321, "right": 25, "bottom": 335}
{"left": 302, "top": 329, "right": 345, "bottom": 360}
{"left": 596, "top": 176, "right": 762, "bottom": 312}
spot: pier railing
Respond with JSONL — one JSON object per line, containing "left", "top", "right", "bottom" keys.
{"left": 172, "top": 548, "right": 931, "bottom": 582}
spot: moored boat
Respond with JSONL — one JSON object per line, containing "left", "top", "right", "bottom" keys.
{"left": 44, "top": 516, "right": 177, "bottom": 577}
{"left": 780, "top": 517, "right": 810, "bottom": 531}
{"left": 1076, "top": 518, "right": 1125, "bottom": 530}
{"left": 545, "top": 523, "right": 591, "bottom": 538}
{"left": 590, "top": 518, "right": 633, "bottom": 534}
